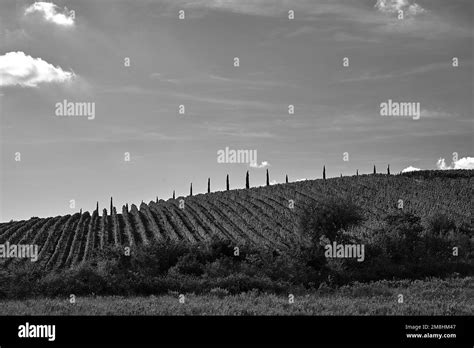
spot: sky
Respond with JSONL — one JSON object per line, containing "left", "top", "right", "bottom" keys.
{"left": 0, "top": 0, "right": 473, "bottom": 221}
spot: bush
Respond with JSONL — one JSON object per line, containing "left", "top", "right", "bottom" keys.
{"left": 38, "top": 264, "right": 109, "bottom": 297}
{"left": 340, "top": 211, "right": 474, "bottom": 281}
{"left": 170, "top": 252, "right": 205, "bottom": 276}
{"left": 298, "top": 197, "right": 363, "bottom": 245}
{"left": 0, "top": 214, "right": 471, "bottom": 300}
{"left": 209, "top": 287, "right": 229, "bottom": 298}
{"left": 373, "top": 211, "right": 423, "bottom": 263}
{"left": 131, "top": 241, "right": 191, "bottom": 276}
{"left": 424, "top": 213, "right": 456, "bottom": 238}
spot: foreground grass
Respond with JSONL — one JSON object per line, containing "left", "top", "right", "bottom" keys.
{"left": 1, "top": 277, "right": 472, "bottom": 315}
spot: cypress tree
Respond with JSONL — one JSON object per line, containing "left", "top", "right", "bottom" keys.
{"left": 285, "top": 174, "right": 288, "bottom": 184}
{"left": 101, "top": 208, "right": 107, "bottom": 249}
{"left": 323, "top": 166, "right": 326, "bottom": 180}
{"left": 173, "top": 190, "right": 175, "bottom": 199}
{"left": 266, "top": 169, "right": 270, "bottom": 186}
{"left": 190, "top": 183, "right": 193, "bottom": 196}
{"left": 356, "top": 169, "right": 359, "bottom": 176}
{"left": 246, "top": 171, "right": 250, "bottom": 189}
{"left": 110, "top": 197, "right": 113, "bottom": 216}
{"left": 373, "top": 165, "right": 376, "bottom": 174}
{"left": 226, "top": 174, "right": 230, "bottom": 191}
{"left": 387, "top": 164, "right": 391, "bottom": 175}
{"left": 340, "top": 173, "right": 342, "bottom": 178}
{"left": 208, "top": 178, "right": 211, "bottom": 193}
{"left": 96, "top": 201, "right": 99, "bottom": 214}
{"left": 156, "top": 196, "right": 158, "bottom": 203}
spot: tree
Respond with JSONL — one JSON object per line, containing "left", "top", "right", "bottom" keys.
{"left": 190, "top": 183, "right": 193, "bottom": 196}
{"left": 246, "top": 171, "right": 250, "bottom": 189}
{"left": 286, "top": 174, "right": 289, "bottom": 184}
{"left": 373, "top": 211, "right": 423, "bottom": 262}
{"left": 110, "top": 197, "right": 113, "bottom": 216}
{"left": 425, "top": 213, "right": 456, "bottom": 237}
{"left": 299, "top": 197, "right": 363, "bottom": 245}
{"left": 96, "top": 201, "right": 99, "bottom": 214}
{"left": 266, "top": 169, "right": 270, "bottom": 186}
{"left": 226, "top": 174, "right": 230, "bottom": 191}
{"left": 173, "top": 190, "right": 175, "bottom": 199}
{"left": 387, "top": 164, "right": 391, "bottom": 175}
{"left": 208, "top": 178, "right": 211, "bottom": 193}
{"left": 323, "top": 166, "right": 326, "bottom": 180}
{"left": 373, "top": 165, "right": 376, "bottom": 174}
{"left": 356, "top": 169, "right": 359, "bottom": 176}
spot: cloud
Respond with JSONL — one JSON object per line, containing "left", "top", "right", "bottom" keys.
{"left": 149, "top": 73, "right": 180, "bottom": 84}
{"left": 0, "top": 51, "right": 75, "bottom": 87}
{"left": 25, "top": 2, "right": 75, "bottom": 26}
{"left": 164, "top": 0, "right": 292, "bottom": 17}
{"left": 339, "top": 61, "right": 453, "bottom": 83}
{"left": 159, "top": 0, "right": 362, "bottom": 19}
{"left": 164, "top": 0, "right": 426, "bottom": 20}
{"left": 401, "top": 166, "right": 421, "bottom": 173}
{"left": 269, "top": 180, "right": 278, "bottom": 185}
{"left": 250, "top": 161, "right": 270, "bottom": 169}
{"left": 436, "top": 157, "right": 474, "bottom": 170}
{"left": 375, "top": 0, "right": 426, "bottom": 16}
{"left": 419, "top": 109, "right": 453, "bottom": 119}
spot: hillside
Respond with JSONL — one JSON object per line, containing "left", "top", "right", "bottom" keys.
{"left": 0, "top": 170, "right": 472, "bottom": 270}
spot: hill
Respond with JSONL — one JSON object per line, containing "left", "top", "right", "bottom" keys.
{"left": 0, "top": 170, "right": 472, "bottom": 270}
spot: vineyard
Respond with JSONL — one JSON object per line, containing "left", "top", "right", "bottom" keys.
{"left": 0, "top": 170, "right": 472, "bottom": 271}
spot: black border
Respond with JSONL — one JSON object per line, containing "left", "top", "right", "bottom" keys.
{"left": 0, "top": 315, "right": 472, "bottom": 346}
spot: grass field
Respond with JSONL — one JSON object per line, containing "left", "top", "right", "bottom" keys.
{"left": 1, "top": 277, "right": 471, "bottom": 315}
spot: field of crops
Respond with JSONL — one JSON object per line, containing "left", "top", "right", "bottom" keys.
{"left": 0, "top": 170, "right": 472, "bottom": 270}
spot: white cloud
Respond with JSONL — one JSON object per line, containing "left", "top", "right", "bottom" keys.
{"left": 375, "top": 0, "right": 425, "bottom": 16}
{"left": 160, "top": 0, "right": 363, "bottom": 19}
{"left": 437, "top": 157, "right": 474, "bottom": 170}
{"left": 25, "top": 2, "right": 75, "bottom": 26}
{"left": 436, "top": 158, "right": 449, "bottom": 169}
{"left": 0, "top": 51, "right": 75, "bottom": 87}
{"left": 454, "top": 157, "right": 474, "bottom": 169}
{"left": 269, "top": 180, "right": 278, "bottom": 185}
{"left": 250, "top": 161, "right": 270, "bottom": 169}
{"left": 402, "top": 166, "right": 421, "bottom": 173}
{"left": 407, "top": 3, "right": 425, "bottom": 16}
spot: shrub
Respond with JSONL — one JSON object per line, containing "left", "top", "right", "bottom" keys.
{"left": 424, "top": 213, "right": 456, "bottom": 238}
{"left": 372, "top": 211, "right": 423, "bottom": 263}
{"left": 170, "top": 253, "right": 205, "bottom": 276}
{"left": 209, "top": 287, "right": 229, "bottom": 298}
{"left": 130, "top": 241, "right": 191, "bottom": 276}
{"left": 298, "top": 197, "right": 363, "bottom": 245}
